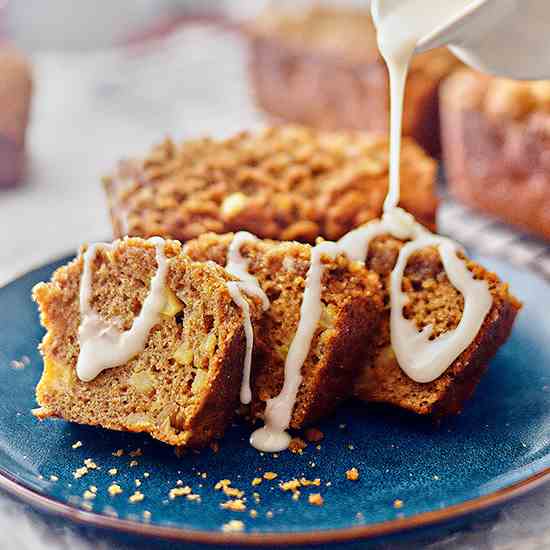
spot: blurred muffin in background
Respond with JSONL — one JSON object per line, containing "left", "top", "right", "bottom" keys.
{"left": 246, "top": 6, "right": 461, "bottom": 156}
{"left": 0, "top": 46, "right": 32, "bottom": 187}
{"left": 441, "top": 69, "right": 550, "bottom": 241}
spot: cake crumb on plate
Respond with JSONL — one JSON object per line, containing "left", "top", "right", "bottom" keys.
{"left": 308, "top": 493, "right": 324, "bottom": 506}
{"left": 222, "top": 520, "right": 245, "bottom": 533}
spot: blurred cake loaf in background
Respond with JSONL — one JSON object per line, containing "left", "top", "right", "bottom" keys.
{"left": 246, "top": 6, "right": 460, "bottom": 156}
{"left": 103, "top": 125, "right": 438, "bottom": 244}
{"left": 441, "top": 69, "right": 550, "bottom": 241}
{"left": 0, "top": 46, "right": 32, "bottom": 187}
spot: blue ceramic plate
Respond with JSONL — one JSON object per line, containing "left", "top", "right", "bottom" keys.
{"left": 0, "top": 254, "right": 549, "bottom": 546}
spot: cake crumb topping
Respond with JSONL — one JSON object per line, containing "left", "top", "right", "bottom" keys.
{"left": 289, "top": 438, "right": 307, "bottom": 454}
{"left": 279, "top": 479, "right": 301, "bottom": 492}
{"left": 73, "top": 466, "right": 89, "bottom": 480}
{"left": 214, "top": 479, "right": 244, "bottom": 498}
{"left": 346, "top": 468, "right": 359, "bottom": 481}
{"left": 299, "top": 477, "right": 321, "bottom": 487}
{"left": 214, "top": 479, "right": 231, "bottom": 490}
{"left": 83, "top": 458, "right": 98, "bottom": 470}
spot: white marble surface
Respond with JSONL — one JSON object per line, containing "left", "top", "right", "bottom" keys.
{"left": 1, "top": 24, "right": 550, "bottom": 550}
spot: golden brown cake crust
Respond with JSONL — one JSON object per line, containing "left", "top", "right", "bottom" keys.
{"left": 441, "top": 69, "right": 550, "bottom": 240}
{"left": 183, "top": 233, "right": 384, "bottom": 429}
{"left": 353, "top": 236, "right": 521, "bottom": 417}
{"left": 103, "top": 126, "right": 438, "bottom": 245}
{"left": 246, "top": 7, "right": 460, "bottom": 156}
{"left": 33, "top": 237, "right": 262, "bottom": 447}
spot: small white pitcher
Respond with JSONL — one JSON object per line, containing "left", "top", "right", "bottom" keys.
{"left": 373, "top": 0, "right": 550, "bottom": 80}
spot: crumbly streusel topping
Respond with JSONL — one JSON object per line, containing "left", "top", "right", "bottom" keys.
{"left": 104, "top": 126, "right": 436, "bottom": 244}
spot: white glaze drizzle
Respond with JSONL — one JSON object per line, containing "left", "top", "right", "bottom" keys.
{"left": 241, "top": 2, "right": 494, "bottom": 452}
{"left": 390, "top": 233, "right": 493, "bottom": 383}
{"left": 250, "top": 209, "right": 424, "bottom": 452}
{"left": 225, "top": 232, "right": 270, "bottom": 405}
{"left": 77, "top": 237, "right": 168, "bottom": 382}
{"left": 250, "top": 202, "right": 493, "bottom": 452}
{"left": 250, "top": 241, "right": 341, "bottom": 452}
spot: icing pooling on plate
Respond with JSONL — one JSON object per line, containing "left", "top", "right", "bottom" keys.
{"left": 77, "top": 237, "right": 168, "bottom": 382}
{"left": 225, "top": 232, "right": 270, "bottom": 405}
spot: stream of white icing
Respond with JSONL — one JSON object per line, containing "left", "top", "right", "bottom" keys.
{"left": 77, "top": 237, "right": 168, "bottom": 382}
{"left": 372, "top": 0, "right": 471, "bottom": 210}
{"left": 249, "top": 0, "right": 494, "bottom": 452}
{"left": 372, "top": 2, "right": 491, "bottom": 379}
{"left": 225, "top": 232, "right": 270, "bottom": 405}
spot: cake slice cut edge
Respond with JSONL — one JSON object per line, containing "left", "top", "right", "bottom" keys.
{"left": 183, "top": 232, "right": 385, "bottom": 430}
{"left": 32, "top": 237, "right": 263, "bottom": 448}
{"left": 354, "top": 235, "right": 522, "bottom": 417}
